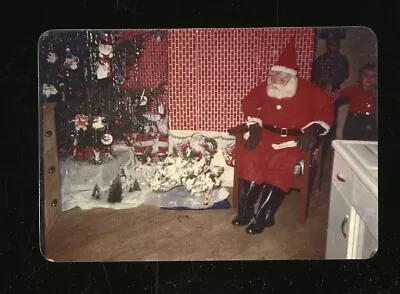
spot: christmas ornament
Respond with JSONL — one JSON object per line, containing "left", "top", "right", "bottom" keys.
{"left": 101, "top": 133, "right": 113, "bottom": 146}
{"left": 92, "top": 116, "right": 106, "bottom": 130}
{"left": 75, "top": 114, "right": 89, "bottom": 131}
{"left": 97, "top": 33, "right": 114, "bottom": 80}
{"left": 158, "top": 103, "right": 165, "bottom": 115}
{"left": 139, "top": 89, "right": 147, "bottom": 106}
{"left": 47, "top": 52, "right": 58, "bottom": 64}
{"left": 42, "top": 83, "right": 58, "bottom": 98}
{"left": 63, "top": 46, "right": 80, "bottom": 70}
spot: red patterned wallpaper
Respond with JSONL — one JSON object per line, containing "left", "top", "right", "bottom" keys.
{"left": 168, "top": 27, "right": 316, "bottom": 132}
{"left": 118, "top": 29, "right": 169, "bottom": 112}
{"left": 120, "top": 28, "right": 315, "bottom": 132}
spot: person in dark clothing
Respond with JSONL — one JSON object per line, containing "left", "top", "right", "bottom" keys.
{"left": 334, "top": 63, "right": 378, "bottom": 141}
{"left": 311, "top": 34, "right": 350, "bottom": 91}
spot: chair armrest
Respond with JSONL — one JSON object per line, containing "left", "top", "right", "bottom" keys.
{"left": 227, "top": 123, "right": 248, "bottom": 136}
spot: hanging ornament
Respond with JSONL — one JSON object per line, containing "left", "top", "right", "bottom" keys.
{"left": 158, "top": 103, "right": 165, "bottom": 115}
{"left": 47, "top": 51, "right": 58, "bottom": 64}
{"left": 63, "top": 46, "right": 80, "bottom": 70}
{"left": 75, "top": 114, "right": 89, "bottom": 131}
{"left": 139, "top": 89, "right": 147, "bottom": 106}
{"left": 101, "top": 133, "right": 113, "bottom": 146}
{"left": 92, "top": 116, "right": 106, "bottom": 130}
{"left": 97, "top": 33, "right": 114, "bottom": 80}
{"left": 42, "top": 83, "right": 58, "bottom": 98}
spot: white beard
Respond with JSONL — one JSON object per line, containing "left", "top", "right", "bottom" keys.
{"left": 267, "top": 76, "right": 298, "bottom": 99}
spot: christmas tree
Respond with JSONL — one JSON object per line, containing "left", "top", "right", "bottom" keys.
{"left": 38, "top": 29, "right": 169, "bottom": 163}
{"left": 108, "top": 176, "right": 123, "bottom": 203}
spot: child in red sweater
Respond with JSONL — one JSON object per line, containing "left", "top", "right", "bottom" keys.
{"left": 334, "top": 63, "right": 377, "bottom": 141}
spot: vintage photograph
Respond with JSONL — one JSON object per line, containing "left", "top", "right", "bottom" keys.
{"left": 38, "top": 27, "right": 378, "bottom": 261}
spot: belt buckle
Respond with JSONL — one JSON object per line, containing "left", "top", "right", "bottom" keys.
{"left": 281, "top": 128, "right": 288, "bottom": 137}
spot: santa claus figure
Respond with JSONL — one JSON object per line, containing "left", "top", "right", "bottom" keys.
{"left": 232, "top": 38, "right": 334, "bottom": 234}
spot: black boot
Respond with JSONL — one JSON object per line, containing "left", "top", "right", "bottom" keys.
{"left": 245, "top": 185, "right": 285, "bottom": 234}
{"left": 231, "top": 179, "right": 260, "bottom": 226}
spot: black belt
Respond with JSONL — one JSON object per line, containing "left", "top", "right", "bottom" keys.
{"left": 263, "top": 124, "right": 303, "bottom": 137}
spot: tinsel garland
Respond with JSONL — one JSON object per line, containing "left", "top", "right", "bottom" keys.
{"left": 39, "top": 29, "right": 169, "bottom": 162}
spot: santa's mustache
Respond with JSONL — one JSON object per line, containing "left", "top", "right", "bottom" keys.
{"left": 267, "top": 76, "right": 298, "bottom": 99}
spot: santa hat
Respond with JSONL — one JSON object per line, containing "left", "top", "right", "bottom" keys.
{"left": 270, "top": 37, "right": 298, "bottom": 76}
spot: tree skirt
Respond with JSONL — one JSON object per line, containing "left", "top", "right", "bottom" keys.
{"left": 60, "top": 144, "right": 230, "bottom": 211}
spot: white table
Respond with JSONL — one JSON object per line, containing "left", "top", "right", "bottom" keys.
{"left": 325, "top": 140, "right": 378, "bottom": 259}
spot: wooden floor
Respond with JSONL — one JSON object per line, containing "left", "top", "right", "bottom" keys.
{"left": 44, "top": 148, "right": 335, "bottom": 262}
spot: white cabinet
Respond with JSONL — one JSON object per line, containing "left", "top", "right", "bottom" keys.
{"left": 325, "top": 184, "right": 351, "bottom": 259}
{"left": 326, "top": 140, "right": 378, "bottom": 260}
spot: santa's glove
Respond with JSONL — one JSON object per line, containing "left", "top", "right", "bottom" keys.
{"left": 295, "top": 124, "right": 325, "bottom": 151}
{"left": 244, "top": 123, "right": 263, "bottom": 151}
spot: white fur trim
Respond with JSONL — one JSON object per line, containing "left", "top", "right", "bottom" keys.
{"left": 270, "top": 65, "right": 297, "bottom": 76}
{"left": 246, "top": 116, "right": 262, "bottom": 126}
{"left": 301, "top": 121, "right": 330, "bottom": 135}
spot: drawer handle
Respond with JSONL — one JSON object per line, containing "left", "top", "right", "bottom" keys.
{"left": 336, "top": 173, "right": 346, "bottom": 182}
{"left": 51, "top": 199, "right": 58, "bottom": 207}
{"left": 48, "top": 166, "right": 56, "bottom": 173}
{"left": 369, "top": 248, "right": 377, "bottom": 258}
{"left": 45, "top": 130, "right": 53, "bottom": 137}
{"left": 341, "top": 214, "right": 349, "bottom": 239}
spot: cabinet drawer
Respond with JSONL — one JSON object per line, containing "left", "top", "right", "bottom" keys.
{"left": 331, "top": 153, "right": 354, "bottom": 199}
{"left": 326, "top": 184, "right": 351, "bottom": 259}
{"left": 351, "top": 176, "right": 378, "bottom": 241}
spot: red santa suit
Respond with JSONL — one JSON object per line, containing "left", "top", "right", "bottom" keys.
{"left": 236, "top": 41, "right": 334, "bottom": 193}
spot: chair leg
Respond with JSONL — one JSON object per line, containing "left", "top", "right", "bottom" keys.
{"left": 299, "top": 184, "right": 309, "bottom": 224}
{"left": 316, "top": 144, "right": 324, "bottom": 192}
{"left": 299, "top": 150, "right": 312, "bottom": 223}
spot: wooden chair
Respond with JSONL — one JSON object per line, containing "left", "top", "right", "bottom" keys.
{"left": 228, "top": 125, "right": 324, "bottom": 224}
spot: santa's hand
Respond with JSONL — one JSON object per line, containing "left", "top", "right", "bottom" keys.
{"left": 244, "top": 123, "right": 262, "bottom": 151}
{"left": 295, "top": 124, "right": 325, "bottom": 151}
